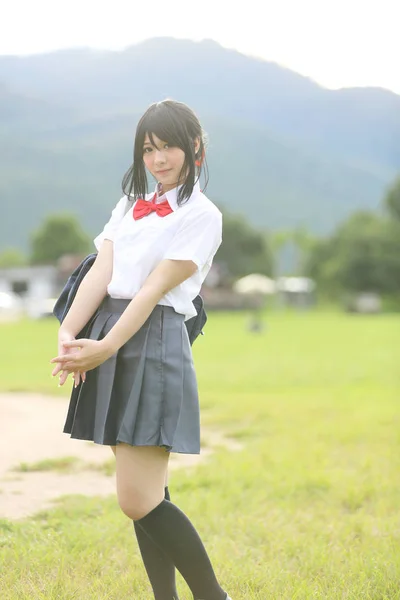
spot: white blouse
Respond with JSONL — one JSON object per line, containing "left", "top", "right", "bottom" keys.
{"left": 94, "top": 181, "right": 223, "bottom": 321}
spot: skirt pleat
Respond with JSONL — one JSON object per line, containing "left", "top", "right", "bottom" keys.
{"left": 63, "top": 297, "right": 200, "bottom": 454}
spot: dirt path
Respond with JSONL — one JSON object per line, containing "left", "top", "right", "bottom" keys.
{"left": 0, "top": 394, "right": 240, "bottom": 520}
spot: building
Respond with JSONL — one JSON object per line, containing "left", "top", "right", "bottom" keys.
{"left": 0, "top": 265, "right": 61, "bottom": 318}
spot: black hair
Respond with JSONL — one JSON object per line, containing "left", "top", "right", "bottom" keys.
{"left": 122, "top": 99, "right": 208, "bottom": 204}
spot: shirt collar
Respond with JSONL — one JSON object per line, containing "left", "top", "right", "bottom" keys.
{"left": 149, "top": 180, "right": 201, "bottom": 211}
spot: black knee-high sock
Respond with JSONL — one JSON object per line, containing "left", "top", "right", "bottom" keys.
{"left": 134, "top": 487, "right": 179, "bottom": 600}
{"left": 137, "top": 499, "right": 226, "bottom": 600}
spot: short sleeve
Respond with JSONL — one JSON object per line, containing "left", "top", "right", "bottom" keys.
{"left": 93, "top": 196, "right": 128, "bottom": 250}
{"left": 163, "top": 209, "right": 222, "bottom": 270}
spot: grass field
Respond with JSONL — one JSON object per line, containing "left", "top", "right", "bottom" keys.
{"left": 0, "top": 310, "right": 399, "bottom": 599}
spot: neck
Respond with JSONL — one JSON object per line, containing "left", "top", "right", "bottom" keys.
{"left": 159, "top": 181, "right": 182, "bottom": 194}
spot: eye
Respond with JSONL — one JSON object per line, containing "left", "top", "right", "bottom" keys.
{"left": 143, "top": 147, "right": 153, "bottom": 154}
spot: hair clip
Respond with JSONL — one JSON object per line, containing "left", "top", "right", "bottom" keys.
{"left": 195, "top": 149, "right": 206, "bottom": 167}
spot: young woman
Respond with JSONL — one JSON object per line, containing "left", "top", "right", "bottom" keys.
{"left": 51, "top": 100, "right": 231, "bottom": 600}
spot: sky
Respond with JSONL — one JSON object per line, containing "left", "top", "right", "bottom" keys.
{"left": 2, "top": 0, "right": 399, "bottom": 94}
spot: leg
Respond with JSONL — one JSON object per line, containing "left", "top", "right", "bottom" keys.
{"left": 115, "top": 444, "right": 169, "bottom": 520}
{"left": 110, "top": 446, "right": 179, "bottom": 600}
{"left": 134, "top": 486, "right": 180, "bottom": 600}
{"left": 115, "top": 444, "right": 226, "bottom": 600}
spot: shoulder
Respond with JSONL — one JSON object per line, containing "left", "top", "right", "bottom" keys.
{"left": 96, "top": 196, "right": 129, "bottom": 245}
{"left": 113, "top": 195, "right": 130, "bottom": 214}
{"left": 197, "top": 191, "right": 222, "bottom": 218}
{"left": 176, "top": 193, "right": 222, "bottom": 245}
{"left": 184, "top": 191, "right": 222, "bottom": 225}
{"left": 102, "top": 196, "right": 130, "bottom": 224}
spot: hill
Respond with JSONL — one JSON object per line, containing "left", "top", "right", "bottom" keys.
{"left": 0, "top": 38, "right": 398, "bottom": 250}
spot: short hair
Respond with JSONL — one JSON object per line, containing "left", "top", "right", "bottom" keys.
{"left": 122, "top": 99, "right": 208, "bottom": 204}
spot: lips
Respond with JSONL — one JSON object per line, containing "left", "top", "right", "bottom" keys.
{"left": 155, "top": 169, "right": 171, "bottom": 175}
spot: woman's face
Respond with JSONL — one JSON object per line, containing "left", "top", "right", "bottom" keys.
{"left": 142, "top": 133, "right": 186, "bottom": 193}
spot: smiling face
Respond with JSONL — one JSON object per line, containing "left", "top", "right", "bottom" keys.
{"left": 128, "top": 100, "right": 206, "bottom": 205}
{"left": 142, "top": 133, "right": 187, "bottom": 193}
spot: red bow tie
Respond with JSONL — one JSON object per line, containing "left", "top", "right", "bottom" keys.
{"left": 133, "top": 194, "right": 173, "bottom": 220}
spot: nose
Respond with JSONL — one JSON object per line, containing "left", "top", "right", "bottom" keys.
{"left": 154, "top": 149, "right": 166, "bottom": 165}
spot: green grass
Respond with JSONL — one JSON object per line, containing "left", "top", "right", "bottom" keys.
{"left": 14, "top": 457, "right": 81, "bottom": 473}
{"left": 12, "top": 457, "right": 116, "bottom": 476}
{"left": 0, "top": 317, "right": 62, "bottom": 394}
{"left": 0, "top": 310, "right": 399, "bottom": 599}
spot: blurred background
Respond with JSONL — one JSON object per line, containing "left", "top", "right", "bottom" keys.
{"left": 0, "top": 0, "right": 399, "bottom": 319}
{"left": 1, "top": 2, "right": 400, "bottom": 598}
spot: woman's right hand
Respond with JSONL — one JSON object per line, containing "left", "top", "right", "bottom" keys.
{"left": 53, "top": 328, "right": 86, "bottom": 388}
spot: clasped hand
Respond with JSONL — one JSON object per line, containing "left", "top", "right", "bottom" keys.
{"left": 51, "top": 338, "right": 114, "bottom": 386}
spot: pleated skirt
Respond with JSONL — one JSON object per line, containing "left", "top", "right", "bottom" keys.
{"left": 63, "top": 296, "right": 200, "bottom": 454}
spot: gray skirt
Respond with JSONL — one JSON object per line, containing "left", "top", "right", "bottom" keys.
{"left": 63, "top": 296, "right": 200, "bottom": 454}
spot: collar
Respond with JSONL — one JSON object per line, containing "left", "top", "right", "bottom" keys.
{"left": 146, "top": 180, "right": 201, "bottom": 211}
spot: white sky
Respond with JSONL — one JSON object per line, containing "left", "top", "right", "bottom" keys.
{"left": 2, "top": 0, "right": 399, "bottom": 94}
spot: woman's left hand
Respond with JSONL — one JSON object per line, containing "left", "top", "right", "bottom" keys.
{"left": 50, "top": 339, "right": 115, "bottom": 376}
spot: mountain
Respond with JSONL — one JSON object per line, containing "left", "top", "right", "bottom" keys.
{"left": 0, "top": 38, "right": 398, "bottom": 251}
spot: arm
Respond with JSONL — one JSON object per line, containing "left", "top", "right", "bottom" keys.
{"left": 104, "top": 258, "right": 197, "bottom": 352}
{"left": 52, "top": 241, "right": 114, "bottom": 385}
{"left": 52, "top": 259, "right": 197, "bottom": 373}
{"left": 52, "top": 206, "right": 222, "bottom": 375}
{"left": 60, "top": 240, "right": 114, "bottom": 337}
{"left": 60, "top": 191, "right": 128, "bottom": 336}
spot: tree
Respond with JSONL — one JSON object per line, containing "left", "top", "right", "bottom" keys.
{"left": 306, "top": 211, "right": 400, "bottom": 295}
{"left": 307, "top": 174, "right": 400, "bottom": 298}
{"left": 215, "top": 211, "right": 273, "bottom": 279}
{"left": 30, "top": 214, "right": 91, "bottom": 265}
{"left": 385, "top": 176, "right": 400, "bottom": 221}
{"left": 0, "top": 247, "right": 27, "bottom": 268}
{"left": 271, "top": 227, "right": 319, "bottom": 276}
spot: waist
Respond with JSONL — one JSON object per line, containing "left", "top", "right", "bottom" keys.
{"left": 100, "top": 296, "right": 182, "bottom": 320}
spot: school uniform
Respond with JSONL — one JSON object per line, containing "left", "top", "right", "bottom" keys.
{"left": 63, "top": 181, "right": 222, "bottom": 454}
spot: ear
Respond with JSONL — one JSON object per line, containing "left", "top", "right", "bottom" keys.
{"left": 194, "top": 137, "right": 201, "bottom": 156}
